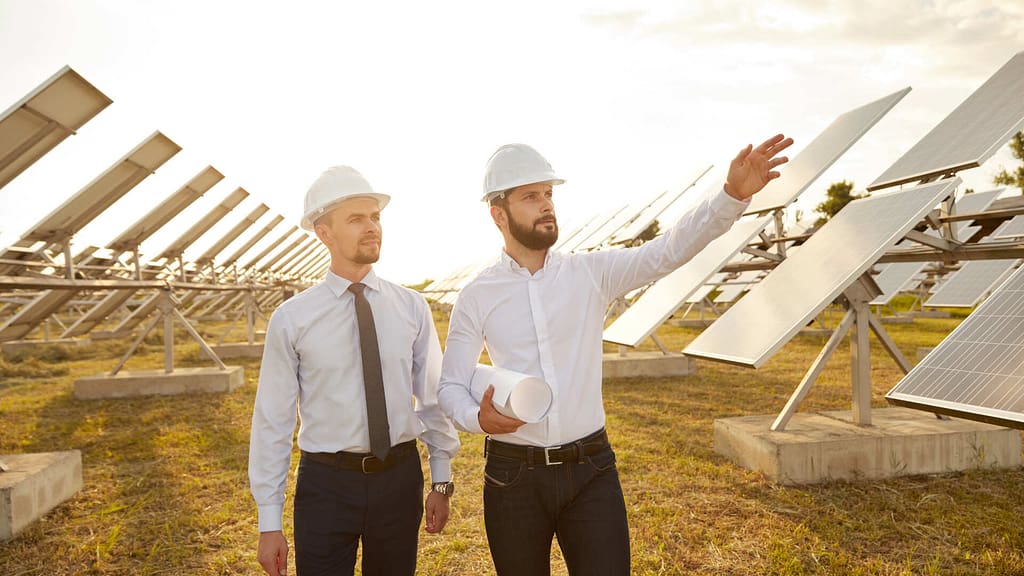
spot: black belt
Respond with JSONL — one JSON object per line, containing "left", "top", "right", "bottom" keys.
{"left": 484, "top": 428, "right": 610, "bottom": 466}
{"left": 301, "top": 440, "right": 416, "bottom": 474}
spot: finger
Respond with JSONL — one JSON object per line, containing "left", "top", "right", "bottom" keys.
{"left": 280, "top": 544, "right": 289, "bottom": 576}
{"left": 767, "top": 171, "right": 781, "bottom": 180}
{"left": 733, "top": 144, "right": 753, "bottom": 163}
{"left": 768, "top": 156, "right": 789, "bottom": 169}
{"left": 766, "top": 137, "right": 794, "bottom": 157}
{"left": 482, "top": 385, "right": 495, "bottom": 404}
{"left": 755, "top": 134, "right": 786, "bottom": 154}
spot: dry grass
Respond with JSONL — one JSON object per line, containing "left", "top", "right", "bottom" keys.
{"left": 0, "top": 301, "right": 1022, "bottom": 575}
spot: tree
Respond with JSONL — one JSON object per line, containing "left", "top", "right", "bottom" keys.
{"left": 814, "top": 180, "right": 865, "bottom": 225}
{"left": 993, "top": 131, "right": 1024, "bottom": 195}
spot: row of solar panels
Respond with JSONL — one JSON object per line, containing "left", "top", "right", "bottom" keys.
{"left": 0, "top": 67, "right": 328, "bottom": 342}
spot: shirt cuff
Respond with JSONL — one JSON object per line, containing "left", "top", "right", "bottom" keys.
{"left": 257, "top": 504, "right": 284, "bottom": 533}
{"left": 713, "top": 186, "right": 751, "bottom": 216}
{"left": 460, "top": 405, "right": 486, "bottom": 435}
{"left": 428, "top": 455, "right": 452, "bottom": 484}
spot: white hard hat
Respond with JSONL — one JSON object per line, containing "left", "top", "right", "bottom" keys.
{"left": 481, "top": 143, "right": 564, "bottom": 203}
{"left": 301, "top": 166, "right": 390, "bottom": 230}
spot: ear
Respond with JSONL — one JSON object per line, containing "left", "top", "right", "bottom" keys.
{"left": 490, "top": 204, "right": 507, "bottom": 231}
{"left": 313, "top": 222, "right": 333, "bottom": 247}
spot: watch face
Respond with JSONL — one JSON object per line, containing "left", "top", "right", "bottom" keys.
{"left": 433, "top": 482, "right": 454, "bottom": 496}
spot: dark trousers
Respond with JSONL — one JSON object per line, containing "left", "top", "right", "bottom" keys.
{"left": 483, "top": 435, "right": 631, "bottom": 576}
{"left": 293, "top": 446, "right": 423, "bottom": 575}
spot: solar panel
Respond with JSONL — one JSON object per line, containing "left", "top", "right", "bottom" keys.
{"left": 869, "top": 51, "right": 1024, "bottom": 191}
{"left": 563, "top": 205, "right": 628, "bottom": 252}
{"left": 18, "top": 132, "right": 181, "bottom": 244}
{"left": 105, "top": 166, "right": 224, "bottom": 253}
{"left": 887, "top": 263, "right": 1024, "bottom": 429}
{"left": 869, "top": 262, "right": 927, "bottom": 305}
{"left": 744, "top": 87, "right": 911, "bottom": 215}
{"left": 220, "top": 215, "right": 285, "bottom": 267}
{"left": 155, "top": 187, "right": 248, "bottom": 260}
{"left": 195, "top": 204, "right": 270, "bottom": 263}
{"left": 574, "top": 204, "right": 636, "bottom": 251}
{"left": 607, "top": 165, "right": 712, "bottom": 246}
{"left": 553, "top": 213, "right": 598, "bottom": 252}
{"left": 713, "top": 270, "right": 760, "bottom": 304}
{"left": 602, "top": 214, "right": 771, "bottom": 347}
{"left": 239, "top": 226, "right": 299, "bottom": 271}
{"left": 684, "top": 179, "right": 959, "bottom": 367}
{"left": 993, "top": 214, "right": 1024, "bottom": 239}
{"left": 0, "top": 66, "right": 113, "bottom": 189}
{"left": 925, "top": 259, "right": 1019, "bottom": 308}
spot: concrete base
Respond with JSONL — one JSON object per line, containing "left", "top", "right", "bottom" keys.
{"left": 1, "top": 338, "right": 86, "bottom": 355}
{"left": 913, "top": 309, "right": 951, "bottom": 318}
{"left": 916, "top": 347, "right": 934, "bottom": 361}
{"left": 879, "top": 315, "right": 914, "bottom": 324}
{"left": 0, "top": 451, "right": 83, "bottom": 541}
{"left": 210, "top": 343, "right": 264, "bottom": 359}
{"left": 602, "top": 352, "right": 697, "bottom": 379}
{"left": 74, "top": 366, "right": 245, "bottom": 399}
{"left": 714, "top": 407, "right": 1022, "bottom": 485}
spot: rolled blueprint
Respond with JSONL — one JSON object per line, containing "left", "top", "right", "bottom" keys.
{"left": 470, "top": 364, "right": 552, "bottom": 423}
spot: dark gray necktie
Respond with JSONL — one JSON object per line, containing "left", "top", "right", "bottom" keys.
{"left": 348, "top": 282, "right": 390, "bottom": 460}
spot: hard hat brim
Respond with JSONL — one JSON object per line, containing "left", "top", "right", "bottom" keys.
{"left": 480, "top": 178, "right": 565, "bottom": 203}
{"left": 301, "top": 193, "right": 391, "bottom": 230}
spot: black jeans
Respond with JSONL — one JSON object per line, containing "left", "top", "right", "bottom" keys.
{"left": 293, "top": 447, "right": 423, "bottom": 575}
{"left": 483, "top": 436, "right": 630, "bottom": 575}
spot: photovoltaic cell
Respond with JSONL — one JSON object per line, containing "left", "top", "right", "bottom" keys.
{"left": 887, "top": 264, "right": 1024, "bottom": 429}
{"left": 869, "top": 51, "right": 1024, "bottom": 191}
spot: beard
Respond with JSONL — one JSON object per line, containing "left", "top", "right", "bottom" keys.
{"left": 508, "top": 211, "right": 558, "bottom": 251}
{"left": 352, "top": 237, "right": 381, "bottom": 264}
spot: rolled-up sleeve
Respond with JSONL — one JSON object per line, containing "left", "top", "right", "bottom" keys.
{"left": 248, "top": 309, "right": 299, "bottom": 533}
{"left": 412, "top": 301, "right": 460, "bottom": 483}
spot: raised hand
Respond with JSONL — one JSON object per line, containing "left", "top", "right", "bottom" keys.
{"left": 724, "top": 134, "right": 793, "bottom": 200}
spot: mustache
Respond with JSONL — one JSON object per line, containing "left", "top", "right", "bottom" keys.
{"left": 534, "top": 216, "right": 557, "bottom": 226}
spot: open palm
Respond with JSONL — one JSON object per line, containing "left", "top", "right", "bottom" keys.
{"left": 725, "top": 134, "right": 793, "bottom": 200}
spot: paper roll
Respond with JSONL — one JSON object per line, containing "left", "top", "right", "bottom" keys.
{"left": 470, "top": 364, "right": 552, "bottom": 423}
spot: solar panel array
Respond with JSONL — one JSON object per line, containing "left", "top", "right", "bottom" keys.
{"left": 887, "top": 264, "right": 1024, "bottom": 429}
{"left": 684, "top": 179, "right": 959, "bottom": 367}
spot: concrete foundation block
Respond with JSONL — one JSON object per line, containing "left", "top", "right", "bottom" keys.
{"left": 210, "top": 343, "right": 264, "bottom": 359}
{"left": 0, "top": 451, "right": 83, "bottom": 541}
{"left": 669, "top": 318, "right": 714, "bottom": 328}
{"left": 1, "top": 339, "right": 86, "bottom": 356}
{"left": 879, "top": 315, "right": 914, "bottom": 324}
{"left": 74, "top": 366, "right": 244, "bottom": 400}
{"left": 89, "top": 330, "right": 129, "bottom": 341}
{"left": 714, "top": 407, "right": 1022, "bottom": 485}
{"left": 602, "top": 352, "right": 697, "bottom": 379}
{"left": 913, "top": 309, "right": 951, "bottom": 318}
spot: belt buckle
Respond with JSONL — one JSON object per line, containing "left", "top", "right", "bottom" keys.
{"left": 544, "top": 445, "right": 563, "bottom": 466}
{"left": 361, "top": 455, "right": 376, "bottom": 474}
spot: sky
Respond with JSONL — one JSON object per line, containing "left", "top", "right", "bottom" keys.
{"left": 1, "top": 0, "right": 1022, "bottom": 284}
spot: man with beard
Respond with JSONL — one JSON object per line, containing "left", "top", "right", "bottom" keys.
{"left": 249, "top": 166, "right": 460, "bottom": 576}
{"left": 438, "top": 138, "right": 792, "bottom": 575}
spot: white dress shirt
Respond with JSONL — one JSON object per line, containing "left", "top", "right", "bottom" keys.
{"left": 439, "top": 187, "right": 749, "bottom": 446}
{"left": 249, "top": 268, "right": 459, "bottom": 532}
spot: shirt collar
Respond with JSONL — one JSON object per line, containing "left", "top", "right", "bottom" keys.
{"left": 324, "top": 267, "right": 381, "bottom": 298}
{"left": 499, "top": 249, "right": 559, "bottom": 276}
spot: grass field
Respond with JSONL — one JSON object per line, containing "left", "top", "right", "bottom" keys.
{"left": 1, "top": 302, "right": 1022, "bottom": 575}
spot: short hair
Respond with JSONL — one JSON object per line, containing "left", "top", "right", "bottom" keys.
{"left": 489, "top": 191, "right": 510, "bottom": 209}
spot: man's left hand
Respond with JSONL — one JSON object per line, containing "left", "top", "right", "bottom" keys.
{"left": 425, "top": 490, "right": 450, "bottom": 534}
{"left": 725, "top": 134, "right": 794, "bottom": 200}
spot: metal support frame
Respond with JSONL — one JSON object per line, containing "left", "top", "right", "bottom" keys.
{"left": 771, "top": 272, "right": 912, "bottom": 431}
{"left": 109, "top": 289, "right": 227, "bottom": 376}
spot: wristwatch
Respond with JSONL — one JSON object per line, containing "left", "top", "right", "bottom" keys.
{"left": 431, "top": 481, "right": 455, "bottom": 497}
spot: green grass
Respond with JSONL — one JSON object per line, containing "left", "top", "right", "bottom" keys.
{"left": 0, "top": 308, "right": 1022, "bottom": 575}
